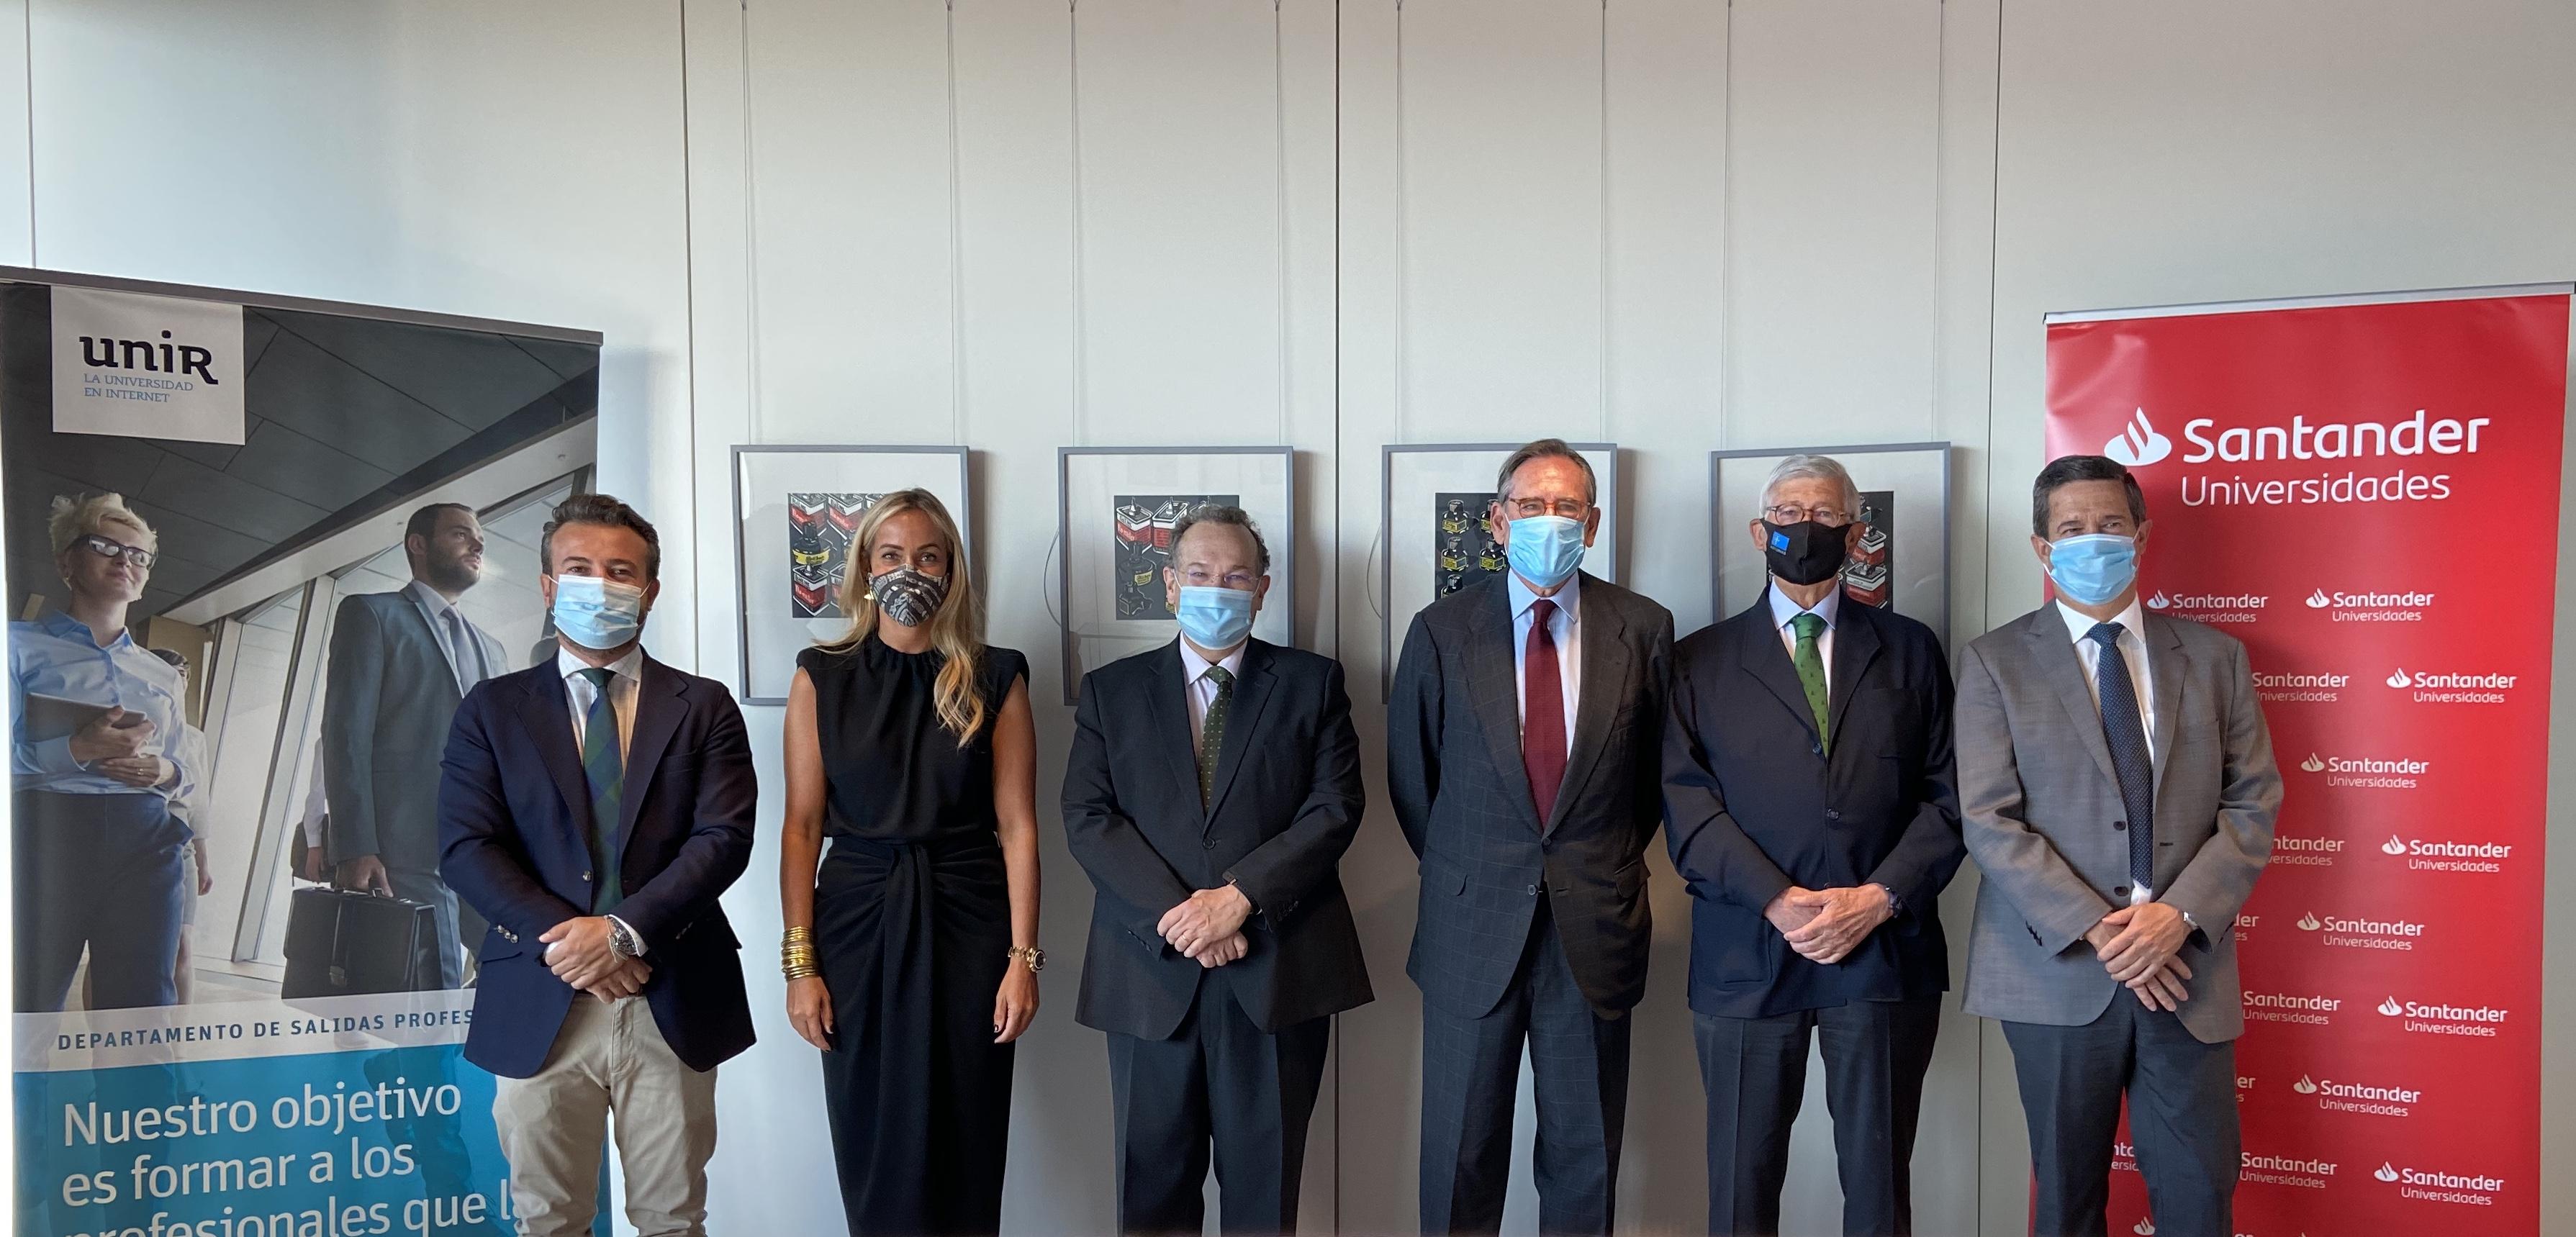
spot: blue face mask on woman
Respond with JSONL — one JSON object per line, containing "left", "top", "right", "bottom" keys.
{"left": 1504, "top": 515, "right": 1587, "bottom": 590}
{"left": 1174, "top": 584, "right": 1255, "bottom": 651}
{"left": 2046, "top": 533, "right": 2138, "bottom": 607}
{"left": 551, "top": 574, "right": 648, "bottom": 650}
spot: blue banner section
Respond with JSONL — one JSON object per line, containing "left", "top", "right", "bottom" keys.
{"left": 14, "top": 1043, "right": 598, "bottom": 1237}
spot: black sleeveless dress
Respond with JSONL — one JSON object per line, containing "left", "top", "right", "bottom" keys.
{"left": 800, "top": 638, "right": 1027, "bottom": 1236}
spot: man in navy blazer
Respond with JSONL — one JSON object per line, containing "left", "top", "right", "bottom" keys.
{"left": 1662, "top": 455, "right": 1962, "bottom": 1237}
{"left": 440, "top": 494, "right": 754, "bottom": 1237}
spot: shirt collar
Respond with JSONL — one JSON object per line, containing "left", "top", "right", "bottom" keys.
{"left": 37, "top": 608, "right": 131, "bottom": 650}
{"left": 1507, "top": 570, "right": 1581, "bottom": 624}
{"left": 556, "top": 643, "right": 644, "bottom": 686}
{"left": 404, "top": 579, "right": 458, "bottom": 617}
{"left": 1178, "top": 637, "right": 1246, "bottom": 685}
{"left": 1766, "top": 583, "right": 1842, "bottom": 632}
{"left": 2056, "top": 597, "right": 2148, "bottom": 646}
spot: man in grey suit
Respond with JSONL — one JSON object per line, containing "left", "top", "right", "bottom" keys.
{"left": 1391, "top": 438, "right": 1675, "bottom": 1236}
{"left": 1956, "top": 456, "right": 2280, "bottom": 1237}
{"left": 323, "top": 502, "right": 505, "bottom": 988}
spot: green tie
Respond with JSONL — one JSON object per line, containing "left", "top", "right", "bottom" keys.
{"left": 1197, "top": 666, "right": 1235, "bottom": 809}
{"left": 1790, "top": 613, "right": 1830, "bottom": 753}
{"left": 577, "top": 667, "right": 625, "bottom": 912}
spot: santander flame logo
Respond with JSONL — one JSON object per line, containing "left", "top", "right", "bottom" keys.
{"left": 2296, "top": 912, "right": 2322, "bottom": 930}
{"left": 2375, "top": 1163, "right": 2401, "bottom": 1182}
{"left": 2382, "top": 835, "right": 2408, "bottom": 856}
{"left": 2145, "top": 592, "right": 2172, "bottom": 610}
{"left": 2306, "top": 588, "right": 2333, "bottom": 608}
{"left": 2103, "top": 408, "right": 2174, "bottom": 467}
{"left": 2300, "top": 753, "right": 2326, "bottom": 773}
{"left": 2378, "top": 997, "right": 2405, "bottom": 1016}
{"left": 2386, "top": 668, "right": 2414, "bottom": 689}
{"left": 2133, "top": 1220, "right": 2156, "bottom": 1236}
{"left": 2293, "top": 1075, "right": 2319, "bottom": 1095}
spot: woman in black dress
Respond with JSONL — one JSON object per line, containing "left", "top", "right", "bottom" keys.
{"left": 779, "top": 488, "right": 1041, "bottom": 1236}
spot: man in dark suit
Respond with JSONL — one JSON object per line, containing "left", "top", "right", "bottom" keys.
{"left": 440, "top": 494, "right": 756, "bottom": 1237}
{"left": 1390, "top": 438, "right": 1674, "bottom": 1236}
{"left": 1663, "top": 454, "right": 1963, "bottom": 1236}
{"left": 323, "top": 501, "right": 507, "bottom": 987}
{"left": 1957, "top": 456, "right": 2278, "bottom": 1237}
{"left": 1064, "top": 504, "right": 1372, "bottom": 1236}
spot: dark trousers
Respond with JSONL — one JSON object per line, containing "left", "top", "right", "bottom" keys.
{"left": 2002, "top": 1000, "right": 2238, "bottom": 1237}
{"left": 384, "top": 864, "right": 477, "bottom": 989}
{"left": 1106, "top": 987, "right": 1329, "bottom": 1236}
{"left": 1694, "top": 996, "right": 1941, "bottom": 1236}
{"left": 14, "top": 791, "right": 187, "bottom": 1012}
{"left": 1420, "top": 900, "right": 1632, "bottom": 1236}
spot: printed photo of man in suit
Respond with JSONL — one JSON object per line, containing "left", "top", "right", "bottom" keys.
{"left": 1663, "top": 453, "right": 1963, "bottom": 1236}
{"left": 1389, "top": 438, "right": 1675, "bottom": 1236}
{"left": 322, "top": 501, "right": 507, "bottom": 988}
{"left": 1956, "top": 456, "right": 2280, "bottom": 1237}
{"left": 1062, "top": 504, "right": 1372, "bottom": 1236}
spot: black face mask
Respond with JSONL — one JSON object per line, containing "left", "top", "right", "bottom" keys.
{"left": 1763, "top": 520, "right": 1850, "bottom": 586}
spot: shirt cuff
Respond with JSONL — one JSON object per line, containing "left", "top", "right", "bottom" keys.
{"left": 607, "top": 915, "right": 646, "bottom": 956}
{"left": 25, "top": 735, "right": 81, "bottom": 777}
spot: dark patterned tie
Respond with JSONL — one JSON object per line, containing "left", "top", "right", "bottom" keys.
{"left": 1789, "top": 613, "right": 1830, "bottom": 753}
{"left": 2086, "top": 623, "right": 2156, "bottom": 894}
{"left": 577, "top": 668, "right": 625, "bottom": 913}
{"left": 1522, "top": 599, "right": 1568, "bottom": 826}
{"left": 1197, "top": 666, "right": 1234, "bottom": 809}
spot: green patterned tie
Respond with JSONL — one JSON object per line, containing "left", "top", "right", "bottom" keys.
{"left": 1790, "top": 613, "right": 1830, "bottom": 753}
{"left": 1197, "top": 666, "right": 1234, "bottom": 808}
{"left": 576, "top": 667, "right": 625, "bottom": 912}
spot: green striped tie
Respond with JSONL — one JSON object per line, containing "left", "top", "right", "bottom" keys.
{"left": 1790, "top": 613, "right": 1830, "bottom": 753}
{"left": 577, "top": 668, "right": 625, "bottom": 913}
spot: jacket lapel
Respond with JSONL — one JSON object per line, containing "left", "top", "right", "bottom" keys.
{"left": 1824, "top": 599, "right": 1884, "bottom": 746}
{"left": 1547, "top": 575, "right": 1627, "bottom": 834}
{"left": 1737, "top": 596, "right": 1822, "bottom": 748}
{"left": 1203, "top": 640, "right": 1278, "bottom": 823}
{"left": 517, "top": 669, "right": 591, "bottom": 828}
{"left": 618, "top": 657, "right": 687, "bottom": 845}
{"left": 2143, "top": 615, "right": 2187, "bottom": 797}
{"left": 1144, "top": 646, "right": 1207, "bottom": 821}
{"left": 2023, "top": 607, "right": 2125, "bottom": 793}
{"left": 397, "top": 592, "right": 466, "bottom": 704}
{"left": 1467, "top": 580, "right": 1542, "bottom": 830}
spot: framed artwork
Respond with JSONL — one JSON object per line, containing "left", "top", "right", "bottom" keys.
{"left": 1709, "top": 442, "right": 1951, "bottom": 649}
{"left": 1057, "top": 446, "right": 1296, "bottom": 704}
{"left": 733, "top": 444, "right": 972, "bottom": 704}
{"left": 1380, "top": 443, "right": 1621, "bottom": 698}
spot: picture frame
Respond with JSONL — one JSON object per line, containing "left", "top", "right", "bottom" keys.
{"left": 1057, "top": 445, "right": 1297, "bottom": 704}
{"left": 1709, "top": 442, "right": 1951, "bottom": 649}
{"left": 732, "top": 444, "right": 973, "bottom": 704}
{"left": 1378, "top": 443, "right": 1622, "bottom": 699}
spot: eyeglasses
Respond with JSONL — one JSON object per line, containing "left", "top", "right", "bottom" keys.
{"left": 74, "top": 534, "right": 155, "bottom": 568}
{"left": 1180, "top": 567, "right": 1260, "bottom": 589}
{"left": 1499, "top": 497, "right": 1590, "bottom": 520}
{"left": 1764, "top": 504, "right": 1852, "bottom": 528}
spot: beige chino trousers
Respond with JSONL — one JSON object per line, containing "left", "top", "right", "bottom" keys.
{"left": 493, "top": 992, "right": 718, "bottom": 1237}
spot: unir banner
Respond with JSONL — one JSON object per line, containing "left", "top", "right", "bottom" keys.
{"left": 2043, "top": 286, "right": 2572, "bottom": 1236}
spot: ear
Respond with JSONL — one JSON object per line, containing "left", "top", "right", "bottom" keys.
{"left": 538, "top": 573, "right": 559, "bottom": 607}
{"left": 1163, "top": 565, "right": 1181, "bottom": 607}
{"left": 1843, "top": 520, "right": 1865, "bottom": 550}
{"left": 1580, "top": 506, "right": 1601, "bottom": 547}
{"left": 1486, "top": 504, "right": 1510, "bottom": 545}
{"left": 1250, "top": 574, "right": 1272, "bottom": 612}
{"left": 2029, "top": 533, "right": 2052, "bottom": 568}
{"left": 1749, "top": 520, "right": 1773, "bottom": 552}
{"left": 642, "top": 579, "right": 662, "bottom": 612}
{"left": 2133, "top": 520, "right": 2153, "bottom": 554}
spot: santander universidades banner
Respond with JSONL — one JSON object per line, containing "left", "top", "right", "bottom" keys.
{"left": 2044, "top": 286, "right": 2572, "bottom": 1237}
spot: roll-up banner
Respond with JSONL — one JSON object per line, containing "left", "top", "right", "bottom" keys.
{"left": 2044, "top": 284, "right": 2573, "bottom": 1236}
{"left": 2, "top": 269, "right": 603, "bottom": 1236}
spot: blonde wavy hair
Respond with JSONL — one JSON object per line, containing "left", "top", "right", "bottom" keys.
{"left": 816, "top": 489, "right": 988, "bottom": 745}
{"left": 48, "top": 492, "right": 155, "bottom": 555}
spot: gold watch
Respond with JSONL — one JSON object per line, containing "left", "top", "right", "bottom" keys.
{"left": 1007, "top": 945, "right": 1045, "bottom": 974}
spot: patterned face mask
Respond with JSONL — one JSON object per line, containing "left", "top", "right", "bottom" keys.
{"left": 868, "top": 566, "right": 949, "bottom": 627}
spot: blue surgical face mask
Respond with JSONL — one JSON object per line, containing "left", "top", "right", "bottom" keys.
{"left": 550, "top": 574, "right": 648, "bottom": 651}
{"left": 2046, "top": 534, "right": 2138, "bottom": 607}
{"left": 1174, "top": 584, "right": 1255, "bottom": 652}
{"left": 1504, "top": 514, "right": 1587, "bottom": 589}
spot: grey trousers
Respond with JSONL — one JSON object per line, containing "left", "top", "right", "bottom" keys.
{"left": 2002, "top": 999, "right": 2239, "bottom": 1237}
{"left": 493, "top": 994, "right": 718, "bottom": 1237}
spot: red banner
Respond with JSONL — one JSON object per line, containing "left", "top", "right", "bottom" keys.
{"left": 2043, "top": 289, "right": 2571, "bottom": 1236}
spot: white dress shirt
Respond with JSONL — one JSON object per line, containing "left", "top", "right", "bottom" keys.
{"left": 2056, "top": 597, "right": 2157, "bottom": 905}
{"left": 555, "top": 643, "right": 644, "bottom": 949}
{"left": 1768, "top": 584, "right": 1842, "bottom": 697}
{"left": 1179, "top": 638, "right": 1247, "bottom": 756}
{"left": 1507, "top": 571, "right": 1581, "bottom": 755}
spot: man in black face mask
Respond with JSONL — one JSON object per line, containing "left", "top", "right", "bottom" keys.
{"left": 1660, "top": 454, "right": 1963, "bottom": 1236}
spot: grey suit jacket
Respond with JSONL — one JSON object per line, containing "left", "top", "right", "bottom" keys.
{"left": 1954, "top": 604, "right": 2280, "bottom": 1043}
{"left": 322, "top": 589, "right": 504, "bottom": 871}
{"left": 1389, "top": 571, "right": 1675, "bottom": 1019}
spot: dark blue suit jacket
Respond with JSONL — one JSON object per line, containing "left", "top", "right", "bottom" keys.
{"left": 1661, "top": 590, "right": 1963, "bottom": 1018}
{"left": 438, "top": 653, "right": 757, "bottom": 1077}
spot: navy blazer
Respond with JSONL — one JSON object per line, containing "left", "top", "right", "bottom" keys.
{"left": 1062, "top": 638, "right": 1373, "bottom": 1041}
{"left": 438, "top": 653, "right": 757, "bottom": 1078}
{"left": 1662, "top": 589, "right": 1963, "bottom": 1019}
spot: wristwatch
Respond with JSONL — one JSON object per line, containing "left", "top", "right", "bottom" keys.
{"left": 607, "top": 917, "right": 642, "bottom": 960}
{"left": 1007, "top": 945, "right": 1046, "bottom": 974}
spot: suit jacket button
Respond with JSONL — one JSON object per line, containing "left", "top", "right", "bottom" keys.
{"left": 1526, "top": 884, "right": 1538, "bottom": 896}
{"left": 1203, "top": 838, "right": 1218, "bottom": 850}
{"left": 2114, "top": 885, "right": 2130, "bottom": 898}
{"left": 2112, "top": 820, "right": 2128, "bottom": 831}
{"left": 581, "top": 870, "right": 592, "bottom": 882}
{"left": 1824, "top": 809, "right": 1841, "bottom": 821}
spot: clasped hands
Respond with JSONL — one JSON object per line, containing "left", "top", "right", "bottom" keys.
{"left": 2087, "top": 902, "right": 2195, "bottom": 1012}
{"left": 1157, "top": 885, "right": 1251, "bottom": 970}
{"left": 542, "top": 916, "right": 648, "bottom": 1000}
{"left": 1763, "top": 884, "right": 1893, "bottom": 964}
{"left": 71, "top": 707, "right": 173, "bottom": 789}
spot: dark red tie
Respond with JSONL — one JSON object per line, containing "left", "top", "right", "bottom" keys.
{"left": 1523, "top": 599, "right": 1568, "bottom": 826}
